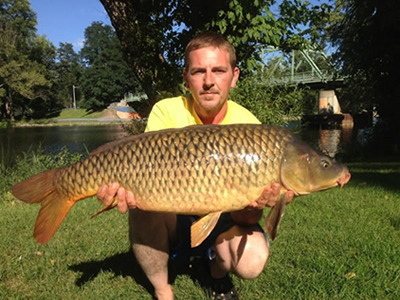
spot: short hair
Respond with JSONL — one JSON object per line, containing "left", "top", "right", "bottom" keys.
{"left": 184, "top": 32, "right": 237, "bottom": 71}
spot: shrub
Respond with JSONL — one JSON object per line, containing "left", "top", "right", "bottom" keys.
{"left": 1, "top": 146, "right": 82, "bottom": 202}
{"left": 230, "top": 77, "right": 317, "bottom": 124}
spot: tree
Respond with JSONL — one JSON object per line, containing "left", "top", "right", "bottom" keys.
{"left": 99, "top": 0, "right": 331, "bottom": 108}
{"left": 79, "top": 21, "right": 138, "bottom": 111}
{"left": 0, "top": 0, "right": 55, "bottom": 120}
{"left": 53, "top": 42, "right": 82, "bottom": 109}
{"left": 329, "top": 0, "right": 400, "bottom": 151}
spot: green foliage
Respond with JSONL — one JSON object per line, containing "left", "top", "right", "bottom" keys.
{"left": 0, "top": 0, "right": 56, "bottom": 120}
{"left": 1, "top": 0, "right": 334, "bottom": 122}
{"left": 100, "top": 0, "right": 332, "bottom": 104}
{"left": 0, "top": 146, "right": 82, "bottom": 200}
{"left": 0, "top": 0, "right": 336, "bottom": 124}
{"left": 328, "top": 0, "right": 400, "bottom": 150}
{"left": 230, "top": 77, "right": 317, "bottom": 124}
{"left": 79, "top": 22, "right": 138, "bottom": 111}
{"left": 52, "top": 43, "right": 83, "bottom": 109}
{"left": 121, "top": 119, "right": 148, "bottom": 136}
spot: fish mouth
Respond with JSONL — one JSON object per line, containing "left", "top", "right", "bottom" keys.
{"left": 285, "top": 169, "right": 351, "bottom": 196}
{"left": 337, "top": 170, "right": 351, "bottom": 190}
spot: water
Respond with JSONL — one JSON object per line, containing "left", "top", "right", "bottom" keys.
{"left": 297, "top": 126, "right": 354, "bottom": 158}
{"left": 0, "top": 125, "right": 129, "bottom": 164}
{"left": 286, "top": 121, "right": 355, "bottom": 157}
{"left": 0, "top": 123, "right": 359, "bottom": 166}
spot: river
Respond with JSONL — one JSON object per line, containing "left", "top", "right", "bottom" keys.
{"left": 0, "top": 123, "right": 356, "bottom": 166}
{"left": 0, "top": 125, "right": 130, "bottom": 165}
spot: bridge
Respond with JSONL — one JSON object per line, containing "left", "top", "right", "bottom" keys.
{"left": 254, "top": 46, "right": 352, "bottom": 128}
{"left": 255, "top": 46, "right": 344, "bottom": 88}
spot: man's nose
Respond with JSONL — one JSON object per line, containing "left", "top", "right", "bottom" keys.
{"left": 203, "top": 70, "right": 215, "bottom": 87}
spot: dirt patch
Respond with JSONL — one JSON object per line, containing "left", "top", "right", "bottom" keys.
{"left": 100, "top": 108, "right": 119, "bottom": 119}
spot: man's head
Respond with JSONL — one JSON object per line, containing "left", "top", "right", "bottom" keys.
{"left": 183, "top": 32, "right": 239, "bottom": 124}
{"left": 184, "top": 32, "right": 237, "bottom": 71}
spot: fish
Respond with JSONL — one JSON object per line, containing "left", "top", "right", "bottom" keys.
{"left": 11, "top": 124, "right": 351, "bottom": 247}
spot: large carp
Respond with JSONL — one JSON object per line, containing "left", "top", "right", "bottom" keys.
{"left": 12, "top": 124, "right": 350, "bottom": 247}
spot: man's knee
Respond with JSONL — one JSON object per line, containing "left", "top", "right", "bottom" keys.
{"left": 235, "top": 236, "right": 269, "bottom": 279}
{"left": 214, "top": 226, "right": 269, "bottom": 279}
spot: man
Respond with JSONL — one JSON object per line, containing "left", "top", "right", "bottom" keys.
{"left": 97, "top": 32, "right": 294, "bottom": 300}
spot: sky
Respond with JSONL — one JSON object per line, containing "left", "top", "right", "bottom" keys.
{"left": 30, "top": 0, "right": 111, "bottom": 51}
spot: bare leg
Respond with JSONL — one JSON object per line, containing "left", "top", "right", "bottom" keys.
{"left": 210, "top": 225, "right": 269, "bottom": 279}
{"left": 129, "top": 210, "right": 177, "bottom": 300}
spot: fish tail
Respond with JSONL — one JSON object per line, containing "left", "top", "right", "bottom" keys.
{"left": 11, "top": 169, "right": 75, "bottom": 244}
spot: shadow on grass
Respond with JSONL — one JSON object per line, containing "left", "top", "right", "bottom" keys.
{"left": 68, "top": 250, "right": 209, "bottom": 297}
{"left": 69, "top": 250, "right": 152, "bottom": 292}
{"left": 348, "top": 162, "right": 400, "bottom": 193}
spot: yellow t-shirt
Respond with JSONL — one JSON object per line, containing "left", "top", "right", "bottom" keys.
{"left": 145, "top": 96, "right": 260, "bottom": 132}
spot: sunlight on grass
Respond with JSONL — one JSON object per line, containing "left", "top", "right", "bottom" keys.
{"left": 53, "top": 109, "right": 105, "bottom": 119}
{"left": 1, "top": 153, "right": 399, "bottom": 299}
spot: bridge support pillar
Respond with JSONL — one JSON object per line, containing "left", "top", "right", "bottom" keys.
{"left": 318, "top": 90, "right": 341, "bottom": 114}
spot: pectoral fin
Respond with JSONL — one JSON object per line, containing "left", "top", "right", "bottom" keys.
{"left": 90, "top": 197, "right": 118, "bottom": 219}
{"left": 190, "top": 212, "right": 222, "bottom": 248}
{"left": 265, "top": 194, "right": 287, "bottom": 240}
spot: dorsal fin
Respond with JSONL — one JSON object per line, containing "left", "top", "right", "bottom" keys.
{"left": 89, "top": 124, "right": 210, "bottom": 156}
{"left": 89, "top": 133, "right": 143, "bottom": 156}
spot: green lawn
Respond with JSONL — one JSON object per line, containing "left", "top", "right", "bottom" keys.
{"left": 1, "top": 154, "right": 399, "bottom": 299}
{"left": 53, "top": 108, "right": 105, "bottom": 119}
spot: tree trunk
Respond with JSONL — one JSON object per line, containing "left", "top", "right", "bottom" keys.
{"left": 5, "top": 87, "right": 14, "bottom": 121}
{"left": 99, "top": 0, "right": 161, "bottom": 105}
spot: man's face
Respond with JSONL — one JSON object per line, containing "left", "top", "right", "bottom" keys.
{"left": 183, "top": 47, "right": 239, "bottom": 116}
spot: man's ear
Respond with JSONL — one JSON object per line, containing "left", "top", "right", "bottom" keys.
{"left": 183, "top": 69, "right": 190, "bottom": 88}
{"left": 231, "top": 67, "right": 240, "bottom": 88}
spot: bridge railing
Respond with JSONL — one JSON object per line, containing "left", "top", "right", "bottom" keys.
{"left": 258, "top": 71, "right": 343, "bottom": 86}
{"left": 255, "top": 46, "right": 344, "bottom": 86}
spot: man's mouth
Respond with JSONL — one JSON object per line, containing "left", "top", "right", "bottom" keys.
{"left": 201, "top": 91, "right": 218, "bottom": 95}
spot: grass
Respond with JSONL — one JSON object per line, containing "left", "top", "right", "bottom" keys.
{"left": 1, "top": 109, "right": 108, "bottom": 128}
{"left": 0, "top": 152, "right": 399, "bottom": 299}
{"left": 52, "top": 108, "right": 105, "bottom": 119}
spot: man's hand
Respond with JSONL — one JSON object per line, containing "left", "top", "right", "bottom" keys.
{"left": 247, "top": 182, "right": 294, "bottom": 210}
{"left": 231, "top": 183, "right": 294, "bottom": 225}
{"left": 97, "top": 182, "right": 136, "bottom": 214}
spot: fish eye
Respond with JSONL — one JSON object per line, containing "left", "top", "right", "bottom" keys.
{"left": 320, "top": 159, "right": 330, "bottom": 169}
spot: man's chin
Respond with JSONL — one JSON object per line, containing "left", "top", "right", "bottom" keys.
{"left": 199, "top": 95, "right": 220, "bottom": 104}
{"left": 200, "top": 102, "right": 220, "bottom": 111}
{"left": 202, "top": 95, "right": 217, "bottom": 101}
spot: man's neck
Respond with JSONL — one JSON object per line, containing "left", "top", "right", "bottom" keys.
{"left": 195, "top": 101, "right": 228, "bottom": 125}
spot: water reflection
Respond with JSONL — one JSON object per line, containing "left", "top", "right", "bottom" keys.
{"left": 291, "top": 121, "right": 356, "bottom": 159}
{"left": 1, "top": 123, "right": 365, "bottom": 166}
{"left": 0, "top": 125, "right": 129, "bottom": 164}
{"left": 318, "top": 127, "right": 353, "bottom": 157}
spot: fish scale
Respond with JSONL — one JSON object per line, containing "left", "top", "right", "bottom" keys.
{"left": 11, "top": 123, "right": 350, "bottom": 245}
{"left": 57, "top": 125, "right": 287, "bottom": 213}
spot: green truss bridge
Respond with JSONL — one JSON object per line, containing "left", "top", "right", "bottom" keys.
{"left": 255, "top": 46, "right": 344, "bottom": 89}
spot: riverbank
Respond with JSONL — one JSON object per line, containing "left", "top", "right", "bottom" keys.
{"left": 1, "top": 108, "right": 137, "bottom": 128}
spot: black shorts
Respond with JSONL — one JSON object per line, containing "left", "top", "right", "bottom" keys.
{"left": 169, "top": 213, "right": 267, "bottom": 264}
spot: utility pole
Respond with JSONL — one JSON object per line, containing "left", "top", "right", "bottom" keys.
{"left": 72, "top": 85, "right": 77, "bottom": 109}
